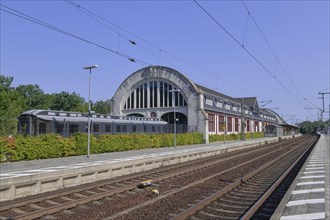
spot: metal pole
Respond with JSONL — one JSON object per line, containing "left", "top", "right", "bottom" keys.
{"left": 87, "top": 68, "right": 91, "bottom": 158}
{"left": 169, "top": 89, "right": 180, "bottom": 148}
{"left": 241, "top": 98, "right": 245, "bottom": 140}
{"left": 174, "top": 104, "right": 176, "bottom": 148}
{"left": 223, "top": 101, "right": 226, "bottom": 144}
{"left": 84, "top": 64, "right": 98, "bottom": 158}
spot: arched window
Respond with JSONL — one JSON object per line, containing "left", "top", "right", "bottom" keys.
{"left": 123, "top": 81, "right": 187, "bottom": 110}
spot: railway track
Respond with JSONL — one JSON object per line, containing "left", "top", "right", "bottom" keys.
{"left": 0, "top": 135, "right": 317, "bottom": 220}
{"left": 170, "top": 135, "right": 318, "bottom": 220}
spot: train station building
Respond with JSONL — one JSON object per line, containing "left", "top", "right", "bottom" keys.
{"left": 111, "top": 66, "right": 299, "bottom": 142}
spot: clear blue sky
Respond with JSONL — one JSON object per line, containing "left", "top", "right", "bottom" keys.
{"left": 1, "top": 1, "right": 329, "bottom": 123}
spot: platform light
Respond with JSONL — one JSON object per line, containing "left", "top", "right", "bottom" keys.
{"left": 83, "top": 64, "right": 98, "bottom": 158}
{"left": 169, "top": 89, "right": 180, "bottom": 148}
{"left": 219, "top": 99, "right": 229, "bottom": 144}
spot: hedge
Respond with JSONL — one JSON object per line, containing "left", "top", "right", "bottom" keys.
{"left": 209, "top": 132, "right": 264, "bottom": 143}
{"left": 0, "top": 132, "right": 203, "bottom": 162}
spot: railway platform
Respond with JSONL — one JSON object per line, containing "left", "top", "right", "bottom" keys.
{"left": 272, "top": 134, "right": 330, "bottom": 220}
{"left": 0, "top": 135, "right": 295, "bottom": 202}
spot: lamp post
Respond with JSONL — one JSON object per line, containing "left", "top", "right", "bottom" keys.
{"left": 169, "top": 89, "right": 180, "bottom": 148}
{"left": 220, "top": 99, "right": 230, "bottom": 144}
{"left": 83, "top": 64, "right": 98, "bottom": 158}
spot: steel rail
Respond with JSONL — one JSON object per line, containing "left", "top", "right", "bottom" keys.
{"left": 0, "top": 142, "right": 254, "bottom": 212}
{"left": 240, "top": 137, "right": 316, "bottom": 219}
{"left": 10, "top": 142, "right": 284, "bottom": 220}
{"left": 170, "top": 137, "right": 316, "bottom": 220}
{"left": 1, "top": 137, "right": 298, "bottom": 213}
{"left": 1, "top": 137, "right": 309, "bottom": 219}
{"left": 105, "top": 137, "right": 310, "bottom": 220}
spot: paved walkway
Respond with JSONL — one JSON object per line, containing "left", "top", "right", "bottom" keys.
{"left": 272, "top": 134, "right": 330, "bottom": 220}
{"left": 0, "top": 137, "right": 273, "bottom": 178}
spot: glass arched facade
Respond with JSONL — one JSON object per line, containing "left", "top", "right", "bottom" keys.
{"left": 123, "top": 80, "right": 187, "bottom": 109}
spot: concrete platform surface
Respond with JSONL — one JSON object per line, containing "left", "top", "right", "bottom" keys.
{"left": 272, "top": 134, "right": 330, "bottom": 220}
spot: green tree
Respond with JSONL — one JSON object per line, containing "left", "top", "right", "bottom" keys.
{"left": 92, "top": 99, "right": 111, "bottom": 114}
{"left": 298, "top": 119, "right": 330, "bottom": 134}
{"left": 0, "top": 75, "right": 26, "bottom": 135}
{"left": 50, "top": 91, "right": 87, "bottom": 112}
{"left": 16, "top": 84, "right": 51, "bottom": 110}
{"left": 0, "top": 75, "right": 14, "bottom": 91}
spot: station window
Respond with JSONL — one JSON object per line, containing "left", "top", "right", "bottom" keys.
{"left": 56, "top": 124, "right": 64, "bottom": 134}
{"left": 39, "top": 123, "right": 47, "bottom": 134}
{"left": 135, "top": 88, "right": 139, "bottom": 109}
{"left": 164, "top": 83, "right": 168, "bottom": 107}
{"left": 150, "top": 82, "right": 154, "bottom": 107}
{"left": 227, "top": 117, "right": 233, "bottom": 132}
{"left": 208, "top": 114, "right": 215, "bottom": 132}
{"left": 160, "top": 82, "right": 164, "bottom": 107}
{"left": 69, "top": 124, "right": 79, "bottom": 134}
{"left": 154, "top": 81, "right": 157, "bottom": 107}
{"left": 205, "top": 98, "right": 213, "bottom": 106}
{"left": 93, "top": 124, "right": 99, "bottom": 133}
{"left": 116, "top": 125, "right": 121, "bottom": 133}
{"left": 105, "top": 124, "right": 111, "bottom": 133}
{"left": 140, "top": 85, "right": 143, "bottom": 108}
{"left": 218, "top": 115, "right": 225, "bottom": 132}
{"left": 144, "top": 83, "right": 148, "bottom": 108}
{"left": 132, "top": 125, "right": 137, "bottom": 132}
{"left": 131, "top": 92, "right": 134, "bottom": 109}
{"left": 125, "top": 80, "right": 188, "bottom": 110}
{"left": 234, "top": 118, "right": 239, "bottom": 132}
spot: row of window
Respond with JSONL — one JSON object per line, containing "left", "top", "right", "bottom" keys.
{"left": 260, "top": 114, "right": 276, "bottom": 121}
{"left": 208, "top": 113, "right": 260, "bottom": 133}
{"left": 205, "top": 98, "right": 252, "bottom": 115}
{"left": 205, "top": 98, "right": 277, "bottom": 121}
{"left": 44, "top": 111, "right": 161, "bottom": 122}
{"left": 208, "top": 114, "right": 240, "bottom": 133}
{"left": 38, "top": 122, "right": 170, "bottom": 135}
{"left": 124, "top": 81, "right": 187, "bottom": 109}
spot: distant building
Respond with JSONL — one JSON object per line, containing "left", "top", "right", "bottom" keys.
{"left": 111, "top": 66, "right": 299, "bottom": 142}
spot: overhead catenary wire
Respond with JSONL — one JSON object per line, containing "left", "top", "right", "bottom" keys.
{"left": 241, "top": 0, "right": 312, "bottom": 107}
{"left": 64, "top": 0, "right": 272, "bottom": 101}
{"left": 3, "top": 2, "right": 306, "bottom": 111}
{"left": 193, "top": 0, "right": 307, "bottom": 110}
{"left": 64, "top": 0, "right": 212, "bottom": 85}
{"left": 0, "top": 4, "right": 151, "bottom": 66}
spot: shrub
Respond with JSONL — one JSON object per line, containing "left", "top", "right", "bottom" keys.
{"left": 0, "top": 132, "right": 203, "bottom": 162}
{"left": 209, "top": 132, "right": 264, "bottom": 143}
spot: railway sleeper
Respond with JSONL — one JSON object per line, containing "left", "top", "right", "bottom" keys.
{"left": 61, "top": 209, "right": 75, "bottom": 215}
{"left": 224, "top": 194, "right": 258, "bottom": 202}
{"left": 60, "top": 196, "right": 75, "bottom": 202}
{"left": 198, "top": 210, "right": 238, "bottom": 220}
{"left": 238, "top": 186, "right": 269, "bottom": 192}
{"left": 212, "top": 201, "right": 249, "bottom": 210}
{"left": 241, "top": 181, "right": 272, "bottom": 188}
{"left": 29, "top": 203, "right": 44, "bottom": 210}
{"left": 231, "top": 189, "right": 265, "bottom": 196}
{"left": 229, "top": 191, "right": 260, "bottom": 197}
{"left": 219, "top": 198, "right": 251, "bottom": 206}
{"left": 187, "top": 216, "right": 204, "bottom": 220}
{"left": 11, "top": 208, "right": 27, "bottom": 215}
{"left": 73, "top": 193, "right": 88, "bottom": 198}
{"left": 46, "top": 200, "right": 60, "bottom": 206}
{"left": 197, "top": 210, "right": 240, "bottom": 220}
{"left": 206, "top": 205, "right": 246, "bottom": 215}
{"left": 249, "top": 179, "right": 276, "bottom": 185}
